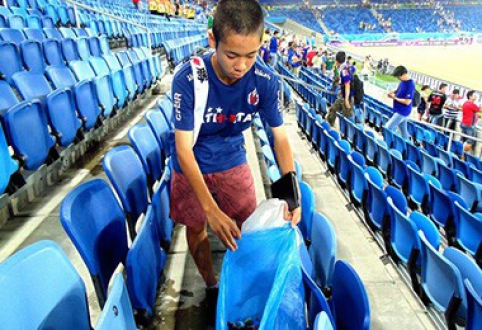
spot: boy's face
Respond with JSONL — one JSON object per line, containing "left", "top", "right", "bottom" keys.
{"left": 210, "top": 31, "right": 261, "bottom": 84}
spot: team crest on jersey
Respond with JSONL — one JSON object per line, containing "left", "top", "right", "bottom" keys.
{"left": 248, "top": 88, "right": 259, "bottom": 106}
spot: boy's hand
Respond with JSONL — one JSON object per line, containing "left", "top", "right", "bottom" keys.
{"left": 283, "top": 203, "right": 302, "bottom": 228}
{"left": 206, "top": 207, "right": 241, "bottom": 251}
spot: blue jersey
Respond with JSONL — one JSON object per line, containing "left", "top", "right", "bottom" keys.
{"left": 171, "top": 53, "right": 283, "bottom": 174}
{"left": 288, "top": 48, "right": 301, "bottom": 68}
{"left": 260, "top": 45, "right": 270, "bottom": 62}
{"left": 339, "top": 63, "right": 353, "bottom": 97}
{"left": 393, "top": 79, "right": 415, "bottom": 116}
{"left": 269, "top": 36, "right": 278, "bottom": 53}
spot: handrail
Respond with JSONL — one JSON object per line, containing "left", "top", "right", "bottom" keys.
{"left": 65, "top": 0, "right": 152, "bottom": 50}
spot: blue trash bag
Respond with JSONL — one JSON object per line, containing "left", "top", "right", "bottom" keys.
{"left": 216, "top": 225, "right": 306, "bottom": 330}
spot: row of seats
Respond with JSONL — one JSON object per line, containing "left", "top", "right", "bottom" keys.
{"left": 1, "top": 0, "right": 76, "bottom": 27}
{"left": 320, "top": 8, "right": 385, "bottom": 34}
{"left": 253, "top": 116, "right": 370, "bottom": 329}
{"left": 267, "top": 9, "right": 325, "bottom": 34}
{"left": 290, "top": 66, "right": 482, "bottom": 329}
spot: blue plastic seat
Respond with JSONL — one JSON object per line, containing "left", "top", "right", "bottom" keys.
{"left": 470, "top": 165, "right": 482, "bottom": 185}
{"left": 262, "top": 144, "right": 276, "bottom": 168}
{"left": 454, "top": 201, "right": 482, "bottom": 256}
{"left": 428, "top": 181, "right": 458, "bottom": 234}
{"left": 59, "top": 27, "right": 76, "bottom": 39}
{"left": 126, "top": 206, "right": 166, "bottom": 327}
{"left": 61, "top": 37, "right": 79, "bottom": 63}
{"left": 267, "top": 164, "right": 281, "bottom": 183}
{"left": 60, "top": 179, "right": 130, "bottom": 309}
{"left": 103, "top": 54, "right": 136, "bottom": 101}
{"left": 406, "top": 140, "right": 421, "bottom": 167}
{"left": 457, "top": 173, "right": 482, "bottom": 213}
{"left": 420, "top": 149, "right": 439, "bottom": 176}
{"left": 0, "top": 41, "right": 23, "bottom": 84}
{"left": 0, "top": 28, "right": 26, "bottom": 44}
{"left": 345, "top": 117, "right": 356, "bottom": 145}
{"left": 103, "top": 146, "right": 149, "bottom": 239}
{"left": 419, "top": 231, "right": 465, "bottom": 320}
{"left": 72, "top": 80, "right": 102, "bottom": 131}
{"left": 437, "top": 147, "right": 455, "bottom": 167}
{"left": 20, "top": 39, "right": 46, "bottom": 73}
{"left": 0, "top": 240, "right": 91, "bottom": 329}
{"left": 256, "top": 129, "right": 269, "bottom": 147}
{"left": 151, "top": 180, "right": 174, "bottom": 251}
{"left": 439, "top": 162, "right": 458, "bottom": 192}
{"left": 331, "top": 260, "right": 370, "bottom": 330}
{"left": 364, "top": 166, "right": 386, "bottom": 230}
{"left": 42, "top": 38, "right": 65, "bottom": 66}
{"left": 128, "top": 124, "right": 164, "bottom": 192}
{"left": 9, "top": 14, "right": 25, "bottom": 30}
{"left": 23, "top": 28, "right": 45, "bottom": 42}
{"left": 407, "top": 164, "right": 441, "bottom": 213}
{"left": 335, "top": 139, "right": 351, "bottom": 188}
{"left": 348, "top": 151, "right": 366, "bottom": 206}
{"left": 389, "top": 149, "right": 408, "bottom": 190}
{"left": 4, "top": 100, "right": 55, "bottom": 170}
{"left": 375, "top": 139, "right": 390, "bottom": 177}
{"left": 157, "top": 98, "right": 173, "bottom": 128}
{"left": 382, "top": 126, "right": 395, "bottom": 148}
{"left": 364, "top": 133, "right": 378, "bottom": 165}
{"left": 89, "top": 57, "right": 127, "bottom": 110}
{"left": 45, "top": 65, "right": 77, "bottom": 89}
{"left": 300, "top": 251, "right": 335, "bottom": 329}
{"left": 353, "top": 124, "right": 366, "bottom": 153}
{"left": 423, "top": 141, "right": 439, "bottom": 158}
{"left": 444, "top": 247, "right": 482, "bottom": 321}
{"left": 0, "top": 124, "right": 19, "bottom": 195}
{"left": 0, "top": 80, "right": 20, "bottom": 118}
{"left": 465, "top": 153, "right": 482, "bottom": 171}
{"left": 392, "top": 133, "right": 407, "bottom": 156}
{"left": 76, "top": 37, "right": 91, "bottom": 61}
{"left": 117, "top": 51, "right": 143, "bottom": 94}
{"left": 326, "top": 130, "right": 340, "bottom": 173}
{"left": 310, "top": 212, "right": 337, "bottom": 293}
{"left": 453, "top": 156, "right": 471, "bottom": 178}
{"left": 299, "top": 181, "right": 315, "bottom": 245}
{"left": 43, "top": 28, "right": 62, "bottom": 40}
{"left": 89, "top": 36, "right": 101, "bottom": 57}
{"left": 95, "top": 273, "right": 137, "bottom": 330}
{"left": 465, "top": 279, "right": 482, "bottom": 330}
{"left": 12, "top": 71, "right": 51, "bottom": 105}
{"left": 145, "top": 109, "right": 171, "bottom": 156}
{"left": 451, "top": 140, "right": 464, "bottom": 157}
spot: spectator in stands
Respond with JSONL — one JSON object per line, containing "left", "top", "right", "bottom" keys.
{"left": 306, "top": 46, "right": 317, "bottom": 68}
{"left": 170, "top": 0, "right": 300, "bottom": 325}
{"left": 327, "top": 51, "right": 354, "bottom": 127}
{"left": 444, "top": 89, "right": 463, "bottom": 131}
{"left": 427, "top": 83, "right": 448, "bottom": 126}
{"left": 360, "top": 56, "right": 372, "bottom": 80}
{"left": 417, "top": 85, "right": 430, "bottom": 121}
{"left": 148, "top": 0, "right": 158, "bottom": 15}
{"left": 384, "top": 65, "right": 415, "bottom": 139}
{"left": 325, "top": 53, "right": 335, "bottom": 77}
{"left": 461, "top": 90, "right": 481, "bottom": 153}
{"left": 263, "top": 28, "right": 270, "bottom": 43}
{"left": 287, "top": 42, "right": 301, "bottom": 75}
{"left": 311, "top": 51, "right": 323, "bottom": 74}
{"left": 259, "top": 39, "right": 270, "bottom": 64}
{"left": 269, "top": 30, "right": 279, "bottom": 67}
{"left": 133, "top": 0, "right": 141, "bottom": 10}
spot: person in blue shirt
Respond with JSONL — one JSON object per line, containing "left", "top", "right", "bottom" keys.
{"left": 327, "top": 51, "right": 354, "bottom": 126}
{"left": 287, "top": 42, "right": 301, "bottom": 75}
{"left": 170, "top": 0, "right": 301, "bottom": 325}
{"left": 259, "top": 39, "right": 270, "bottom": 64}
{"left": 384, "top": 65, "right": 415, "bottom": 139}
{"left": 269, "top": 30, "right": 279, "bottom": 67}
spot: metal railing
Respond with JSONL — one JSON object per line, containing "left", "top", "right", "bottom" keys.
{"left": 65, "top": 0, "right": 152, "bottom": 51}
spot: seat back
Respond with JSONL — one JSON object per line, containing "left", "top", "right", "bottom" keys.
{"left": 465, "top": 279, "right": 482, "bottom": 330}
{"left": 103, "top": 146, "right": 149, "bottom": 239}
{"left": 0, "top": 124, "right": 19, "bottom": 194}
{"left": 126, "top": 207, "right": 165, "bottom": 319}
{"left": 0, "top": 41, "right": 23, "bottom": 84}
{"left": 310, "top": 212, "right": 337, "bottom": 290}
{"left": 439, "top": 162, "right": 457, "bottom": 191}
{"left": 45, "top": 65, "right": 77, "bottom": 89}
{"left": 76, "top": 37, "right": 91, "bottom": 61}
{"left": 0, "top": 240, "right": 91, "bottom": 329}
{"left": 95, "top": 274, "right": 137, "bottom": 330}
{"left": 61, "top": 37, "right": 80, "bottom": 63}
{"left": 428, "top": 181, "right": 452, "bottom": 228}
{"left": 457, "top": 173, "right": 481, "bottom": 212}
{"left": 73, "top": 80, "right": 101, "bottom": 131}
{"left": 0, "top": 28, "right": 26, "bottom": 44}
{"left": 4, "top": 100, "right": 55, "bottom": 170}
{"left": 419, "top": 231, "right": 465, "bottom": 313}
{"left": 299, "top": 181, "right": 315, "bottom": 244}
{"left": 453, "top": 156, "right": 470, "bottom": 177}
{"left": 128, "top": 124, "right": 164, "bottom": 187}
{"left": 388, "top": 197, "right": 419, "bottom": 264}
{"left": 89, "top": 36, "right": 101, "bottom": 57}
{"left": 331, "top": 260, "right": 370, "bottom": 330}
{"left": 0, "top": 80, "right": 20, "bottom": 117}
{"left": 20, "top": 39, "right": 46, "bottom": 73}
{"left": 70, "top": 59, "right": 97, "bottom": 82}
{"left": 12, "top": 71, "right": 52, "bottom": 105}
{"left": 43, "top": 38, "right": 65, "bottom": 66}
{"left": 454, "top": 201, "right": 482, "bottom": 255}
{"left": 60, "top": 179, "right": 129, "bottom": 308}
{"left": 420, "top": 149, "right": 439, "bottom": 176}
{"left": 151, "top": 180, "right": 174, "bottom": 251}
{"left": 23, "top": 28, "right": 45, "bottom": 42}
{"left": 365, "top": 167, "right": 386, "bottom": 229}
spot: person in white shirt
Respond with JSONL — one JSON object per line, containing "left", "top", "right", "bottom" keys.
{"left": 444, "top": 89, "right": 463, "bottom": 131}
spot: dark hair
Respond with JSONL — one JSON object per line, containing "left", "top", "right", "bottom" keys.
{"left": 467, "top": 90, "right": 475, "bottom": 99}
{"left": 212, "top": 0, "right": 264, "bottom": 44}
{"left": 439, "top": 83, "right": 448, "bottom": 90}
{"left": 421, "top": 85, "right": 430, "bottom": 91}
{"left": 274, "top": 30, "right": 279, "bottom": 36}
{"left": 335, "top": 51, "right": 346, "bottom": 64}
{"left": 391, "top": 65, "right": 407, "bottom": 77}
{"left": 452, "top": 89, "right": 460, "bottom": 95}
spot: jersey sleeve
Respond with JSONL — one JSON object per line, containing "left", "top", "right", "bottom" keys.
{"left": 400, "top": 81, "right": 415, "bottom": 100}
{"left": 172, "top": 64, "right": 195, "bottom": 131}
{"left": 259, "top": 73, "right": 283, "bottom": 128}
{"left": 340, "top": 68, "right": 352, "bottom": 85}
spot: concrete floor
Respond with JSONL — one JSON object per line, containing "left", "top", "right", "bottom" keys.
{"left": 0, "top": 73, "right": 439, "bottom": 329}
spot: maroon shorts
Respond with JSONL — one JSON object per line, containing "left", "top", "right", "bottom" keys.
{"left": 170, "top": 163, "right": 257, "bottom": 229}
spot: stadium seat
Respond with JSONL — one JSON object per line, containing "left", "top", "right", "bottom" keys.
{"left": 72, "top": 80, "right": 102, "bottom": 131}
{"left": 61, "top": 37, "right": 80, "bottom": 63}
{"left": 465, "top": 279, "right": 482, "bottom": 330}
{"left": 126, "top": 206, "right": 166, "bottom": 327}
{"left": 453, "top": 156, "right": 471, "bottom": 178}
{"left": 157, "top": 98, "right": 173, "bottom": 127}
{"left": 11, "top": 71, "right": 51, "bottom": 105}
{"left": 89, "top": 36, "right": 102, "bottom": 57}
{"left": 128, "top": 124, "right": 164, "bottom": 193}
{"left": 9, "top": 14, "right": 25, "bottom": 29}
{"left": 406, "top": 140, "right": 422, "bottom": 167}
{"left": 45, "top": 65, "right": 77, "bottom": 89}
{"left": 407, "top": 164, "right": 440, "bottom": 213}
{"left": 428, "top": 182, "right": 459, "bottom": 238}
{"left": 60, "top": 179, "right": 129, "bottom": 308}
{"left": 389, "top": 149, "right": 408, "bottom": 190}
{"left": 375, "top": 140, "right": 390, "bottom": 177}
{"left": 117, "top": 51, "right": 144, "bottom": 94}
{"left": 151, "top": 179, "right": 174, "bottom": 251}
{"left": 59, "top": 27, "right": 76, "bottom": 39}
{"left": 103, "top": 54, "right": 137, "bottom": 100}
{"left": 262, "top": 144, "right": 276, "bottom": 168}
{"left": 364, "top": 166, "right": 385, "bottom": 230}
{"left": 439, "top": 162, "right": 459, "bottom": 192}
{"left": 0, "top": 41, "right": 23, "bottom": 84}
{"left": 465, "top": 153, "right": 482, "bottom": 171}
{"left": 364, "top": 133, "right": 378, "bottom": 165}
{"left": 335, "top": 139, "right": 351, "bottom": 189}
{"left": 310, "top": 212, "right": 337, "bottom": 294}
{"left": 103, "top": 145, "right": 149, "bottom": 239}
{"left": 453, "top": 201, "right": 482, "bottom": 257}
{"left": 299, "top": 181, "right": 315, "bottom": 245}
{"left": 95, "top": 274, "right": 137, "bottom": 330}
{"left": 331, "top": 260, "right": 370, "bottom": 330}
{"left": 0, "top": 80, "right": 20, "bottom": 117}
{"left": 89, "top": 57, "right": 127, "bottom": 109}
{"left": 43, "top": 38, "right": 65, "bottom": 66}
{"left": 23, "top": 28, "right": 45, "bottom": 42}
{"left": 470, "top": 166, "right": 482, "bottom": 185}
{"left": 20, "top": 39, "right": 46, "bottom": 73}
{"left": 437, "top": 147, "right": 455, "bottom": 168}
{"left": 3, "top": 100, "right": 55, "bottom": 170}
{"left": 0, "top": 28, "right": 26, "bottom": 44}
{"left": 43, "top": 28, "right": 62, "bottom": 41}
{"left": 419, "top": 231, "right": 465, "bottom": 327}
{"left": 420, "top": 149, "right": 440, "bottom": 176}
{"left": 348, "top": 151, "right": 366, "bottom": 206}
{"left": 0, "top": 240, "right": 91, "bottom": 329}
{"left": 76, "top": 37, "right": 91, "bottom": 61}
{"left": 0, "top": 124, "right": 19, "bottom": 195}
{"left": 456, "top": 173, "right": 482, "bottom": 212}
